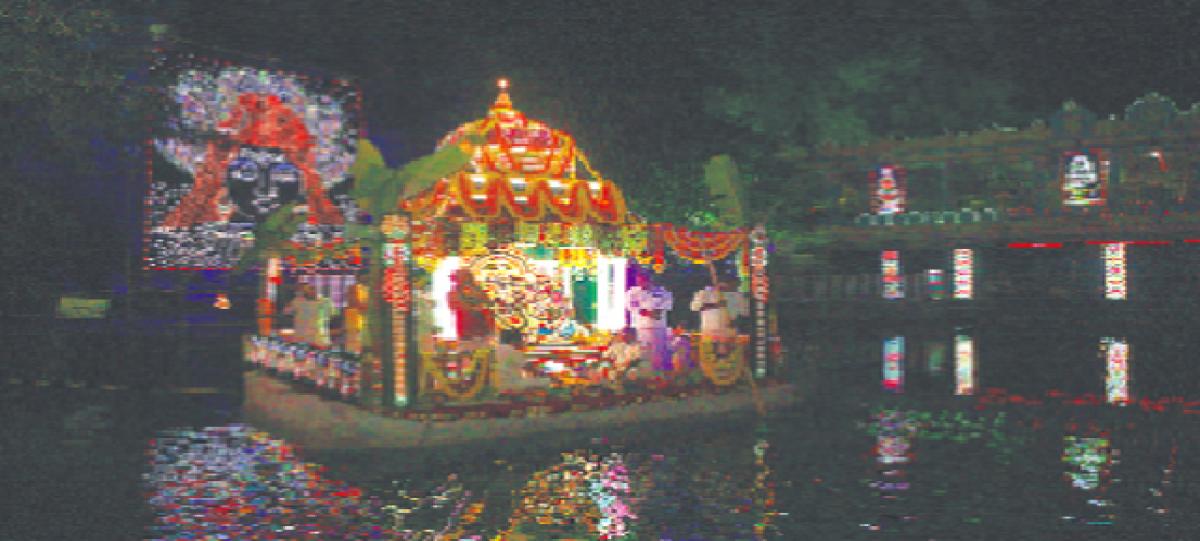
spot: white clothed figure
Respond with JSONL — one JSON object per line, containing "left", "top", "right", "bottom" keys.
{"left": 626, "top": 281, "right": 673, "bottom": 371}
{"left": 627, "top": 286, "right": 673, "bottom": 329}
{"left": 690, "top": 285, "right": 746, "bottom": 337}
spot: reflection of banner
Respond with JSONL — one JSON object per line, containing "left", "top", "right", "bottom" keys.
{"left": 56, "top": 298, "right": 110, "bottom": 319}
{"left": 1061, "top": 150, "right": 1109, "bottom": 207}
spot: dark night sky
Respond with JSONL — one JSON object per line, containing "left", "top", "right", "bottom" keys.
{"left": 15, "top": 0, "right": 1200, "bottom": 292}
{"left": 163, "top": 0, "right": 1200, "bottom": 155}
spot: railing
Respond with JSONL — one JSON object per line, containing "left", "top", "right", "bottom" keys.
{"left": 243, "top": 335, "right": 361, "bottom": 401}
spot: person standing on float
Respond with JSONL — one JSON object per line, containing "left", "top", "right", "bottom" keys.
{"left": 690, "top": 279, "right": 745, "bottom": 339}
{"left": 284, "top": 283, "right": 334, "bottom": 348}
{"left": 626, "top": 271, "right": 673, "bottom": 371}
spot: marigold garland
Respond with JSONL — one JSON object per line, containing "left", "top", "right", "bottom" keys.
{"left": 698, "top": 336, "right": 747, "bottom": 387}
{"left": 424, "top": 348, "right": 491, "bottom": 401}
{"left": 661, "top": 226, "right": 747, "bottom": 263}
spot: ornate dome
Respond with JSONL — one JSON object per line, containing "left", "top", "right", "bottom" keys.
{"left": 406, "top": 80, "right": 628, "bottom": 224}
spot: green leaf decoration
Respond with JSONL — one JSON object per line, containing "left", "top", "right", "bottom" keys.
{"left": 701, "top": 154, "right": 745, "bottom": 230}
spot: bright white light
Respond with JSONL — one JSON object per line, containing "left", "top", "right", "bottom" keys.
{"left": 432, "top": 257, "right": 461, "bottom": 339}
{"left": 596, "top": 256, "right": 628, "bottom": 331}
{"left": 561, "top": 264, "right": 573, "bottom": 301}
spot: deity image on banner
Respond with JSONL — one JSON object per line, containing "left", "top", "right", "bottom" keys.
{"left": 144, "top": 57, "right": 360, "bottom": 269}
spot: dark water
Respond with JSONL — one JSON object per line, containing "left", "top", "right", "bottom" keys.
{"left": 6, "top": 320, "right": 1200, "bottom": 540}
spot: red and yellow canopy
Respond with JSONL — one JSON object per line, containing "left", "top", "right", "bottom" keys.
{"left": 402, "top": 80, "right": 628, "bottom": 224}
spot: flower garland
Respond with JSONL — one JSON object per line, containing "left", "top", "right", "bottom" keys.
{"left": 423, "top": 348, "right": 491, "bottom": 402}
{"left": 661, "top": 225, "right": 747, "bottom": 264}
{"left": 450, "top": 173, "right": 628, "bottom": 224}
{"left": 698, "top": 336, "right": 746, "bottom": 387}
{"left": 411, "top": 220, "right": 447, "bottom": 272}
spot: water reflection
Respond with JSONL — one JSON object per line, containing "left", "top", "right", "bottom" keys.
{"left": 863, "top": 409, "right": 916, "bottom": 531}
{"left": 505, "top": 451, "right": 638, "bottom": 539}
{"left": 954, "top": 332, "right": 976, "bottom": 396}
{"left": 1103, "top": 337, "right": 1131, "bottom": 405}
{"left": 882, "top": 336, "right": 904, "bottom": 393}
{"left": 145, "top": 425, "right": 403, "bottom": 539}
{"left": 134, "top": 321, "right": 1200, "bottom": 539}
{"left": 144, "top": 420, "right": 786, "bottom": 539}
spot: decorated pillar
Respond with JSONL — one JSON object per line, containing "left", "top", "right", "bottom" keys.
{"left": 750, "top": 225, "right": 769, "bottom": 379}
{"left": 257, "top": 257, "right": 281, "bottom": 336}
{"left": 381, "top": 215, "right": 413, "bottom": 407}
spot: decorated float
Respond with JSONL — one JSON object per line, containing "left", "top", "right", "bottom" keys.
{"left": 243, "top": 80, "right": 777, "bottom": 416}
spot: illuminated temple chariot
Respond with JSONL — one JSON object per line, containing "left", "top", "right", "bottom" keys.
{"left": 245, "top": 80, "right": 777, "bottom": 413}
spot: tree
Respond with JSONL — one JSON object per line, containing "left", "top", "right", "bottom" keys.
{"left": 0, "top": 0, "right": 164, "bottom": 297}
{"left": 700, "top": 154, "right": 746, "bottom": 231}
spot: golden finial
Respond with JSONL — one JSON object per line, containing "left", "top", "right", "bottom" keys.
{"left": 493, "top": 78, "right": 513, "bottom": 110}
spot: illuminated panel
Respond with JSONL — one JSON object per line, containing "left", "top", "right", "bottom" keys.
{"left": 952, "top": 248, "right": 974, "bottom": 300}
{"left": 144, "top": 55, "right": 360, "bottom": 269}
{"left": 883, "top": 336, "right": 905, "bottom": 392}
{"left": 926, "top": 269, "right": 945, "bottom": 300}
{"left": 881, "top": 250, "right": 904, "bottom": 300}
{"left": 432, "top": 257, "right": 463, "bottom": 339}
{"left": 1104, "top": 243, "right": 1127, "bottom": 300}
{"left": 1103, "top": 337, "right": 1130, "bottom": 405}
{"left": 870, "top": 165, "right": 907, "bottom": 215}
{"left": 596, "top": 256, "right": 628, "bottom": 331}
{"left": 954, "top": 334, "right": 976, "bottom": 396}
{"left": 1061, "top": 150, "right": 1110, "bottom": 207}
